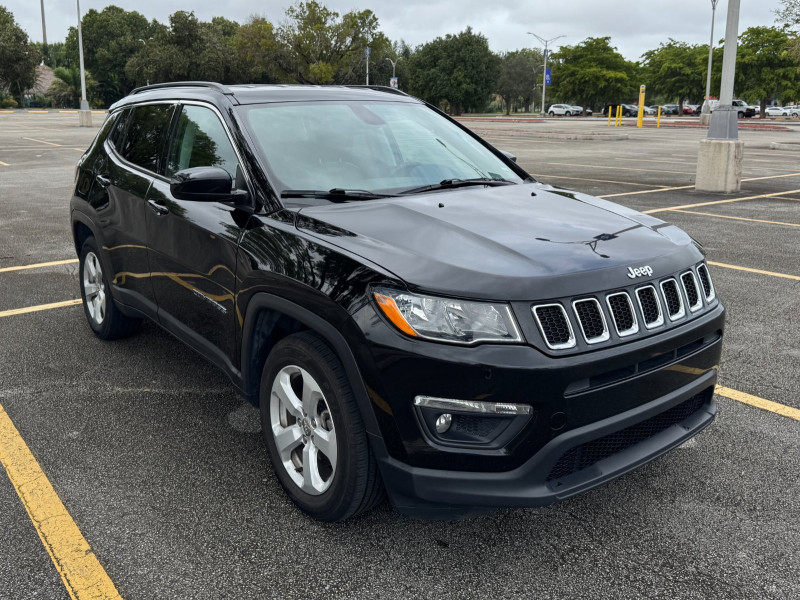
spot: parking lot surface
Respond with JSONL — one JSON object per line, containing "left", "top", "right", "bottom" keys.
{"left": 1, "top": 111, "right": 798, "bottom": 599}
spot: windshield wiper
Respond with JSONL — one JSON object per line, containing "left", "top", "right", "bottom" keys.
{"left": 399, "top": 178, "right": 517, "bottom": 195}
{"left": 280, "top": 188, "right": 398, "bottom": 202}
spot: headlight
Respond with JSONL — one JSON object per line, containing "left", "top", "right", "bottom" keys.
{"left": 373, "top": 287, "right": 522, "bottom": 344}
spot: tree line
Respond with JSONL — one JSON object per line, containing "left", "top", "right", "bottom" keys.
{"left": 1, "top": 1, "right": 799, "bottom": 117}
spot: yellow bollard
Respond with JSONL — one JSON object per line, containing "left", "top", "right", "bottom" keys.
{"left": 657, "top": 106, "right": 662, "bottom": 128}
{"left": 637, "top": 85, "right": 645, "bottom": 128}
{"left": 608, "top": 105, "right": 612, "bottom": 127}
{"left": 616, "top": 105, "right": 622, "bottom": 127}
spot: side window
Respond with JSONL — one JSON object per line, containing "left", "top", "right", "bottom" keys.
{"left": 166, "top": 105, "right": 240, "bottom": 185}
{"left": 108, "top": 108, "right": 129, "bottom": 150}
{"left": 120, "top": 104, "right": 175, "bottom": 174}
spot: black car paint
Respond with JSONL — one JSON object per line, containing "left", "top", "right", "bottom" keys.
{"left": 71, "top": 84, "right": 724, "bottom": 518}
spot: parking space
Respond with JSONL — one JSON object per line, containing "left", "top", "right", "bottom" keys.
{"left": 1, "top": 111, "right": 798, "bottom": 599}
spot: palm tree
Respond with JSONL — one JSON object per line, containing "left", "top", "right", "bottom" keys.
{"left": 48, "top": 66, "right": 96, "bottom": 108}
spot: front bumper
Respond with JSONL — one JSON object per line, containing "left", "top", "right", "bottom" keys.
{"left": 377, "top": 372, "right": 716, "bottom": 519}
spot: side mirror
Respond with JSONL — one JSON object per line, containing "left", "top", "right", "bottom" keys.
{"left": 500, "top": 150, "right": 517, "bottom": 163}
{"left": 170, "top": 166, "right": 237, "bottom": 202}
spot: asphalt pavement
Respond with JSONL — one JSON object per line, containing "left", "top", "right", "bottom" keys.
{"left": 0, "top": 111, "right": 798, "bottom": 599}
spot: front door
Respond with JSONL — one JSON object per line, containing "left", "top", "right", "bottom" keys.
{"left": 146, "top": 103, "right": 249, "bottom": 364}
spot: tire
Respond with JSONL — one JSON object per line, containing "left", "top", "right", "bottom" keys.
{"left": 549, "top": 111, "right": 555, "bottom": 116}
{"left": 79, "top": 237, "right": 141, "bottom": 340}
{"left": 260, "top": 331, "right": 384, "bottom": 522}
{"left": 738, "top": 111, "right": 744, "bottom": 118}
{"left": 565, "top": 111, "right": 571, "bottom": 117}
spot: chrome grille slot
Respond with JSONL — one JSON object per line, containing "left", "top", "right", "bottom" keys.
{"left": 533, "top": 304, "right": 576, "bottom": 350}
{"left": 572, "top": 298, "right": 609, "bottom": 344}
{"left": 660, "top": 278, "right": 685, "bottom": 320}
{"left": 636, "top": 285, "right": 664, "bottom": 329}
{"left": 606, "top": 292, "right": 638, "bottom": 336}
{"left": 697, "top": 263, "right": 715, "bottom": 301}
{"left": 681, "top": 271, "right": 703, "bottom": 312}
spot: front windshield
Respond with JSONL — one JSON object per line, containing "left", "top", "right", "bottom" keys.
{"left": 238, "top": 100, "right": 524, "bottom": 194}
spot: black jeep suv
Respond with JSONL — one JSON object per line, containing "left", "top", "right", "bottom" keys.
{"left": 71, "top": 82, "right": 724, "bottom": 521}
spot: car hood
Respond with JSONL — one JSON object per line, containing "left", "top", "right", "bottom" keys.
{"left": 295, "top": 183, "right": 702, "bottom": 301}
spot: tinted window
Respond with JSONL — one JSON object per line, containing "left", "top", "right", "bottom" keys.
{"left": 120, "top": 104, "right": 174, "bottom": 173}
{"left": 167, "top": 105, "right": 239, "bottom": 182}
{"left": 108, "top": 108, "right": 129, "bottom": 149}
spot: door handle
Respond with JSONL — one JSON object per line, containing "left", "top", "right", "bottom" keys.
{"left": 95, "top": 175, "right": 111, "bottom": 188}
{"left": 147, "top": 199, "right": 169, "bottom": 215}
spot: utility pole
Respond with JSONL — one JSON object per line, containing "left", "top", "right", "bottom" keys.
{"left": 527, "top": 32, "right": 564, "bottom": 116}
{"left": 365, "top": 46, "right": 370, "bottom": 86}
{"left": 76, "top": 0, "right": 91, "bottom": 126}
{"left": 700, "top": 0, "right": 720, "bottom": 125}
{"left": 696, "top": 0, "right": 742, "bottom": 192}
{"left": 40, "top": 0, "right": 47, "bottom": 46}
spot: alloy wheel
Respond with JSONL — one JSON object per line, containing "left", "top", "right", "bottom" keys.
{"left": 83, "top": 251, "right": 106, "bottom": 325}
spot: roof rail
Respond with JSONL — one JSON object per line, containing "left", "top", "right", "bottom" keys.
{"left": 345, "top": 85, "right": 409, "bottom": 97}
{"left": 130, "top": 81, "right": 235, "bottom": 96}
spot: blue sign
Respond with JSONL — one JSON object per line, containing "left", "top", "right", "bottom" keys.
{"left": 365, "top": 46, "right": 370, "bottom": 58}
{"left": 545, "top": 69, "right": 551, "bottom": 86}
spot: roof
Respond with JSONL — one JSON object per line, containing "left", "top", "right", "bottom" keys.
{"left": 110, "top": 82, "right": 419, "bottom": 111}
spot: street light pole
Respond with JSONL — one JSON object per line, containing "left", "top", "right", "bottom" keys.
{"left": 76, "top": 0, "right": 91, "bottom": 125}
{"left": 701, "top": 0, "right": 720, "bottom": 119}
{"left": 386, "top": 57, "right": 398, "bottom": 78}
{"left": 40, "top": 0, "right": 47, "bottom": 47}
{"left": 527, "top": 32, "right": 564, "bottom": 116}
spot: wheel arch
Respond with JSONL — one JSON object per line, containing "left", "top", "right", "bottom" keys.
{"left": 240, "top": 293, "right": 386, "bottom": 445}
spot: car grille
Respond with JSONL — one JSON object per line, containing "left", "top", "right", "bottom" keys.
{"left": 533, "top": 304, "right": 575, "bottom": 349}
{"left": 546, "top": 391, "right": 710, "bottom": 482}
{"left": 572, "top": 299, "right": 609, "bottom": 343}
{"left": 532, "top": 263, "right": 715, "bottom": 350}
{"left": 635, "top": 285, "right": 664, "bottom": 329}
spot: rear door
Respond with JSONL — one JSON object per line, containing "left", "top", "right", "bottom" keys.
{"left": 93, "top": 103, "right": 175, "bottom": 312}
{"left": 145, "top": 102, "right": 249, "bottom": 364}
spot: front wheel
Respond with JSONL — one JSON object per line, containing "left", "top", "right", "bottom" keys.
{"left": 549, "top": 111, "right": 555, "bottom": 116}
{"left": 260, "top": 332, "right": 384, "bottom": 522}
{"left": 565, "top": 111, "right": 571, "bottom": 116}
{"left": 738, "top": 111, "right": 744, "bottom": 118}
{"left": 79, "top": 237, "right": 141, "bottom": 340}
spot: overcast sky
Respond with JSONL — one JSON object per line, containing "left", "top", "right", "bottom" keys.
{"left": 7, "top": 0, "right": 787, "bottom": 61}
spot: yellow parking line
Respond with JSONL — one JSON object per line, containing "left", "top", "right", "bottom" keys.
{"left": 707, "top": 261, "right": 800, "bottom": 282}
{"left": 0, "top": 404, "right": 123, "bottom": 600}
{"left": 0, "top": 110, "right": 13, "bottom": 114}
{"left": 531, "top": 174, "right": 666, "bottom": 188}
{"left": 547, "top": 162, "right": 695, "bottom": 175}
{"left": 0, "top": 299, "right": 82, "bottom": 318}
{"left": 672, "top": 209, "right": 800, "bottom": 228}
{"left": 716, "top": 386, "right": 800, "bottom": 421}
{"left": 600, "top": 184, "right": 694, "bottom": 198}
{"left": 27, "top": 110, "right": 49, "bottom": 114}
{"left": 22, "top": 137, "right": 62, "bottom": 147}
{"left": 0, "top": 160, "right": 8, "bottom": 166}
{"left": 643, "top": 189, "right": 800, "bottom": 214}
{"left": 743, "top": 172, "right": 800, "bottom": 182}
{"left": 0, "top": 259, "right": 78, "bottom": 273}
{"left": 59, "top": 110, "right": 78, "bottom": 114}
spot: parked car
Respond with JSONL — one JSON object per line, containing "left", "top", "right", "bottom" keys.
{"left": 660, "top": 104, "right": 680, "bottom": 115}
{"left": 548, "top": 104, "right": 577, "bottom": 116}
{"left": 785, "top": 105, "right": 800, "bottom": 117}
{"left": 571, "top": 105, "right": 593, "bottom": 116}
{"left": 71, "top": 82, "right": 724, "bottom": 521}
{"left": 765, "top": 106, "right": 789, "bottom": 117}
{"left": 709, "top": 99, "right": 755, "bottom": 118}
{"left": 644, "top": 106, "right": 658, "bottom": 115}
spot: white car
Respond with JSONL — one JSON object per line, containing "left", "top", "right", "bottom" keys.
{"left": 765, "top": 106, "right": 789, "bottom": 117}
{"left": 783, "top": 105, "right": 800, "bottom": 117}
{"left": 547, "top": 104, "right": 576, "bottom": 116}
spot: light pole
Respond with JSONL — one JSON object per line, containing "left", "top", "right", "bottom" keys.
{"left": 76, "top": 0, "right": 91, "bottom": 125}
{"left": 696, "top": 0, "right": 742, "bottom": 192}
{"left": 700, "top": 0, "right": 720, "bottom": 120}
{"left": 40, "top": 0, "right": 47, "bottom": 47}
{"left": 386, "top": 57, "right": 399, "bottom": 78}
{"left": 527, "top": 32, "right": 564, "bottom": 116}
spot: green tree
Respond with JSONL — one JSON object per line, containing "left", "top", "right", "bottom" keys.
{"left": 641, "top": 40, "right": 708, "bottom": 112}
{"left": 274, "top": 1, "right": 383, "bottom": 85}
{"left": 47, "top": 66, "right": 97, "bottom": 108}
{"left": 233, "top": 16, "right": 282, "bottom": 83}
{"left": 32, "top": 41, "right": 71, "bottom": 68}
{"left": 124, "top": 11, "right": 241, "bottom": 87}
{"left": 496, "top": 48, "right": 543, "bottom": 114}
{"left": 63, "top": 6, "right": 154, "bottom": 106}
{"left": 735, "top": 26, "right": 799, "bottom": 116}
{"left": 408, "top": 27, "right": 499, "bottom": 115}
{"left": 549, "top": 37, "right": 637, "bottom": 112}
{"left": 0, "top": 6, "right": 42, "bottom": 104}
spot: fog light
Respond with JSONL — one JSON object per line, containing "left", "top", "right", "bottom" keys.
{"left": 435, "top": 413, "right": 453, "bottom": 433}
